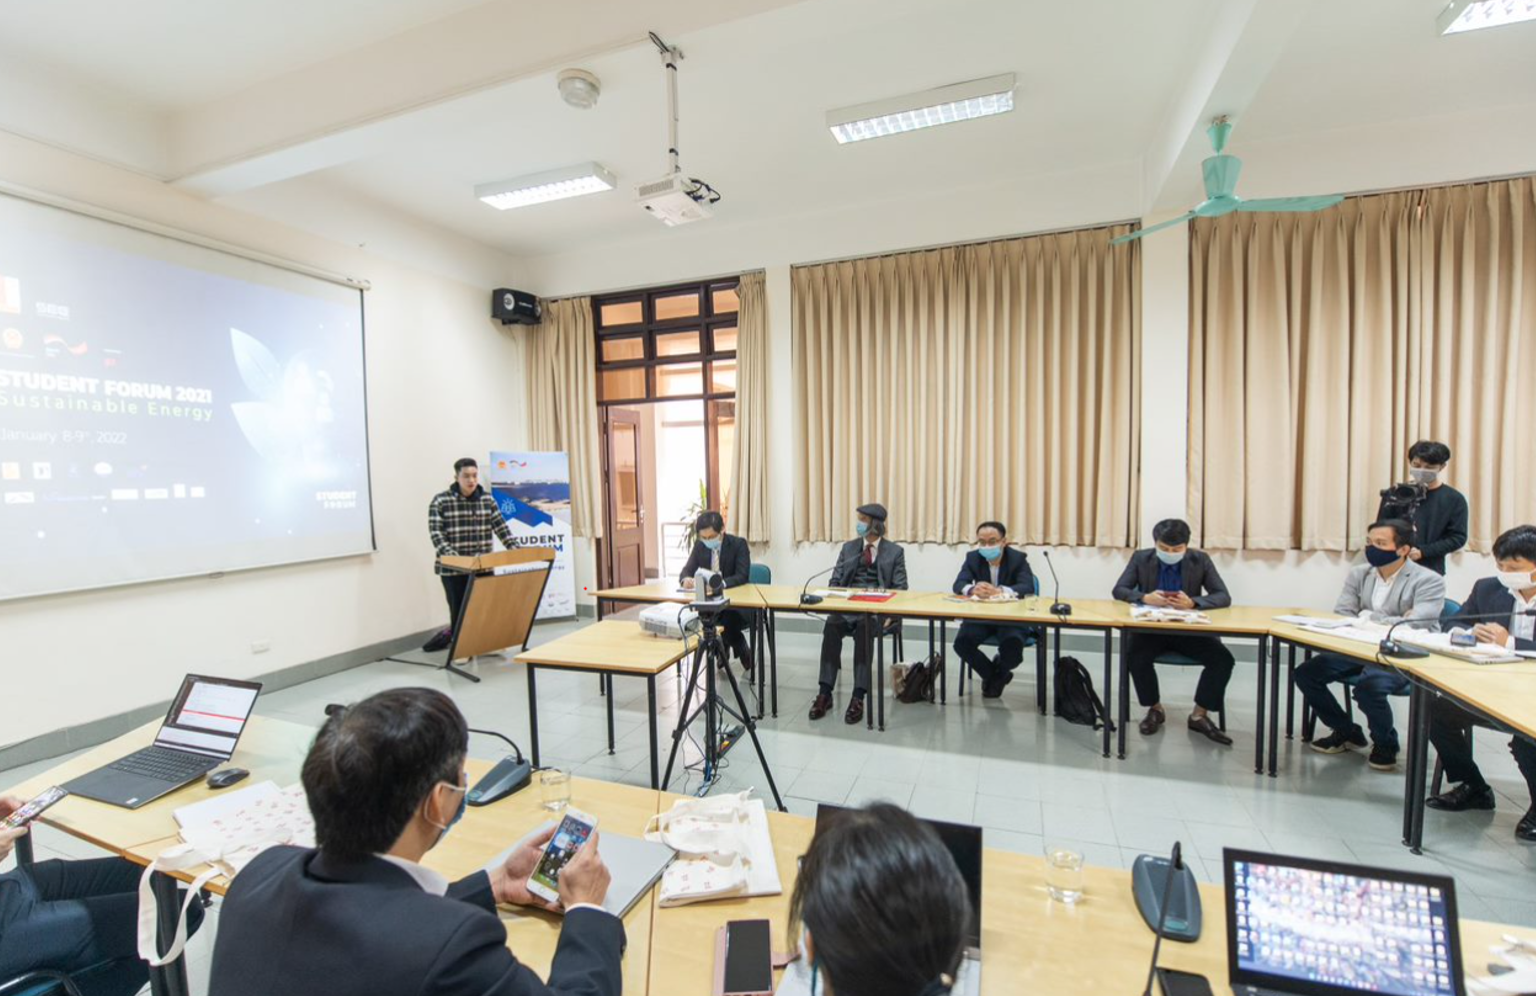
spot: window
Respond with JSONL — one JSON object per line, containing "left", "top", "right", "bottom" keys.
{"left": 593, "top": 278, "right": 739, "bottom": 404}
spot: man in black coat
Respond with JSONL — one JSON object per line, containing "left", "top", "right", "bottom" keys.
{"left": 1425, "top": 524, "right": 1536, "bottom": 843}
{"left": 810, "top": 503, "right": 908, "bottom": 726}
{"left": 951, "top": 521, "right": 1040, "bottom": 699}
{"left": 1375, "top": 439, "right": 1468, "bottom": 576}
{"left": 210, "top": 688, "right": 624, "bottom": 996}
{"left": 678, "top": 510, "right": 752, "bottom": 669}
{"left": 1112, "top": 518, "right": 1235, "bottom": 746}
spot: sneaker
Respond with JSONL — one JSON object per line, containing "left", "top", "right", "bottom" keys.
{"left": 1367, "top": 743, "right": 1398, "bottom": 771}
{"left": 1309, "top": 728, "right": 1367, "bottom": 754}
{"left": 1425, "top": 782, "right": 1496, "bottom": 812}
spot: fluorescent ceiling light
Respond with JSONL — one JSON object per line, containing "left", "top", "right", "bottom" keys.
{"left": 475, "top": 162, "right": 616, "bottom": 210}
{"left": 1437, "top": 0, "right": 1536, "bottom": 33}
{"left": 827, "top": 73, "right": 1016, "bottom": 145}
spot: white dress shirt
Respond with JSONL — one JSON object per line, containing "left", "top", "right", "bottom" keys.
{"left": 1511, "top": 587, "right": 1536, "bottom": 646}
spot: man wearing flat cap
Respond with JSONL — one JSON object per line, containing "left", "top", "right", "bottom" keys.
{"left": 810, "top": 503, "right": 908, "bottom": 725}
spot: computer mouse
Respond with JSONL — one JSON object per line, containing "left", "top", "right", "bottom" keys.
{"left": 206, "top": 768, "right": 250, "bottom": 790}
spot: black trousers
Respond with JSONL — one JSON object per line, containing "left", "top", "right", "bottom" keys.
{"left": 1124, "top": 632, "right": 1235, "bottom": 712}
{"left": 717, "top": 609, "right": 751, "bottom": 662}
{"left": 440, "top": 573, "right": 470, "bottom": 628}
{"left": 1429, "top": 697, "right": 1536, "bottom": 806}
{"left": 0, "top": 857, "right": 205, "bottom": 996}
{"left": 819, "top": 615, "right": 879, "bottom": 697}
{"left": 953, "top": 622, "right": 1032, "bottom": 683}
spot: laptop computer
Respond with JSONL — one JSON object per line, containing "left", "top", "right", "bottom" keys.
{"left": 487, "top": 823, "right": 674, "bottom": 918}
{"left": 1224, "top": 848, "right": 1466, "bottom": 996}
{"left": 814, "top": 804, "right": 983, "bottom": 996}
{"left": 63, "top": 674, "right": 263, "bottom": 810}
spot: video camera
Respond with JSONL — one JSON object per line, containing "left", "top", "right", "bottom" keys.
{"left": 1378, "top": 481, "right": 1428, "bottom": 521}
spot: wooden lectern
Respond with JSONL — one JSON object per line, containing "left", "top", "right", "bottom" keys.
{"left": 435, "top": 548, "right": 556, "bottom": 682}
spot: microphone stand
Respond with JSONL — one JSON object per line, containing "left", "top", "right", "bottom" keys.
{"left": 1043, "top": 549, "right": 1072, "bottom": 617}
{"left": 1141, "top": 842, "right": 1183, "bottom": 996}
{"left": 799, "top": 558, "right": 849, "bottom": 606}
{"left": 1380, "top": 605, "right": 1536, "bottom": 660}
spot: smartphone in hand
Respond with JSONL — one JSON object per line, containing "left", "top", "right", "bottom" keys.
{"left": 4, "top": 786, "right": 69, "bottom": 829}
{"left": 526, "top": 808, "right": 598, "bottom": 906}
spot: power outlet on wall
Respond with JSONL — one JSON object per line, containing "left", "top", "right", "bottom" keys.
{"left": 250, "top": 640, "right": 271, "bottom": 654}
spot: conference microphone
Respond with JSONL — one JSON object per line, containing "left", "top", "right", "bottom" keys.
{"left": 799, "top": 561, "right": 842, "bottom": 606}
{"left": 1043, "top": 549, "right": 1072, "bottom": 617}
{"left": 1141, "top": 842, "right": 1184, "bottom": 996}
{"left": 322, "top": 704, "right": 532, "bottom": 806}
{"left": 1379, "top": 605, "right": 1536, "bottom": 660}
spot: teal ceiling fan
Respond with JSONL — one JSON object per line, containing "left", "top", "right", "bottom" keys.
{"left": 1111, "top": 116, "right": 1344, "bottom": 244}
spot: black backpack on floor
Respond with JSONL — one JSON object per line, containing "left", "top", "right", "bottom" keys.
{"left": 896, "top": 654, "right": 940, "bottom": 704}
{"left": 1053, "top": 656, "right": 1115, "bottom": 731}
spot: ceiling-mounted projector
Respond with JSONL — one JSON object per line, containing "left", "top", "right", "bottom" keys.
{"left": 636, "top": 174, "right": 715, "bottom": 227}
{"left": 637, "top": 31, "right": 721, "bottom": 228}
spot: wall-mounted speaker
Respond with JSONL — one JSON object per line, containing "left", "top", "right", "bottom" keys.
{"left": 493, "top": 288, "right": 541, "bottom": 325}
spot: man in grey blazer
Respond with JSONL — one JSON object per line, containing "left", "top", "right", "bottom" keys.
{"left": 1113, "top": 518, "right": 1236, "bottom": 745}
{"left": 810, "top": 503, "right": 908, "bottom": 725}
{"left": 1295, "top": 518, "right": 1445, "bottom": 771}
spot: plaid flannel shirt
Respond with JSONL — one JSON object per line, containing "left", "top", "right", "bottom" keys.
{"left": 428, "top": 484, "right": 514, "bottom": 575}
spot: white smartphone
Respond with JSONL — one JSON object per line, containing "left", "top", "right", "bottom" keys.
{"left": 526, "top": 807, "right": 598, "bottom": 906}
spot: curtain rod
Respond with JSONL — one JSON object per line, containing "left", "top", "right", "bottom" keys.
{"left": 543, "top": 267, "right": 764, "bottom": 306}
{"left": 789, "top": 217, "right": 1140, "bottom": 270}
{"left": 0, "top": 179, "right": 372, "bottom": 291}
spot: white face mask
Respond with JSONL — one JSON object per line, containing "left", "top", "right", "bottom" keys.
{"left": 1408, "top": 467, "right": 1439, "bottom": 485}
{"left": 1497, "top": 568, "right": 1536, "bottom": 592}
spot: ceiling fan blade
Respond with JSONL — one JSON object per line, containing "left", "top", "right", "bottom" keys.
{"left": 1236, "top": 194, "right": 1344, "bottom": 213}
{"left": 1110, "top": 212, "right": 1196, "bottom": 244}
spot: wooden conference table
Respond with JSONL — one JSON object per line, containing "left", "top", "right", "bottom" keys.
{"left": 9, "top": 726, "right": 1523, "bottom": 996}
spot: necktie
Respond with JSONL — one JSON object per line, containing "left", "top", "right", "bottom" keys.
{"left": 711, "top": 548, "right": 720, "bottom": 573}
{"left": 862, "top": 545, "right": 874, "bottom": 566}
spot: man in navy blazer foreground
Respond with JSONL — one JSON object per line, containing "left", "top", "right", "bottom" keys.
{"left": 1425, "top": 524, "right": 1536, "bottom": 843}
{"left": 951, "top": 520, "right": 1040, "bottom": 699}
{"left": 209, "top": 688, "right": 623, "bottom": 996}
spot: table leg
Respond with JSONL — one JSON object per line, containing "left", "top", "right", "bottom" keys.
{"left": 606, "top": 674, "right": 616, "bottom": 754}
{"left": 148, "top": 871, "right": 191, "bottom": 996}
{"left": 1285, "top": 642, "right": 1297, "bottom": 740}
{"left": 1402, "top": 683, "right": 1421, "bottom": 845}
{"left": 1035, "top": 631, "right": 1047, "bottom": 716}
{"left": 1105, "top": 629, "right": 1116, "bottom": 760}
{"left": 751, "top": 612, "right": 765, "bottom": 721}
{"left": 769, "top": 610, "right": 779, "bottom": 718}
{"left": 15, "top": 830, "right": 34, "bottom": 867}
{"left": 1116, "top": 629, "right": 1127, "bottom": 760}
{"left": 1405, "top": 684, "right": 1433, "bottom": 854}
{"left": 940, "top": 620, "right": 948, "bottom": 705}
{"left": 527, "top": 665, "right": 541, "bottom": 769}
{"left": 876, "top": 616, "right": 886, "bottom": 732}
{"left": 1265, "top": 636, "right": 1279, "bottom": 777}
{"left": 647, "top": 674, "right": 659, "bottom": 790}
{"left": 1254, "top": 641, "right": 1268, "bottom": 775}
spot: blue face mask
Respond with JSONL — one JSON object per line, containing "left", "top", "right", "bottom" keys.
{"left": 702, "top": 537, "right": 722, "bottom": 551}
{"left": 978, "top": 545, "right": 1003, "bottom": 562}
{"left": 429, "top": 777, "right": 468, "bottom": 846}
{"left": 1364, "top": 545, "right": 1401, "bottom": 569}
{"left": 855, "top": 521, "right": 870, "bottom": 537}
{"left": 1155, "top": 549, "right": 1184, "bottom": 566}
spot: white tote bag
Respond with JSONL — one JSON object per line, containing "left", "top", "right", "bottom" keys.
{"left": 643, "top": 790, "right": 780, "bottom": 906}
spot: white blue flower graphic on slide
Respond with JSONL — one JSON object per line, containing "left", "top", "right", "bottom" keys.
{"left": 229, "top": 327, "right": 337, "bottom": 471}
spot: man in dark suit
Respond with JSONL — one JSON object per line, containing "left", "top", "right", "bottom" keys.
{"left": 951, "top": 520, "right": 1040, "bottom": 699}
{"left": 1112, "top": 518, "right": 1235, "bottom": 746}
{"left": 1425, "top": 524, "right": 1536, "bottom": 843}
{"left": 1375, "top": 439, "right": 1468, "bottom": 576}
{"left": 678, "top": 510, "right": 753, "bottom": 670}
{"left": 210, "top": 688, "right": 623, "bottom": 996}
{"left": 810, "top": 503, "right": 908, "bottom": 726}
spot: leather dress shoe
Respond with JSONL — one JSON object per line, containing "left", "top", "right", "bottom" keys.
{"left": 1187, "top": 714, "right": 1233, "bottom": 746}
{"left": 1517, "top": 809, "right": 1536, "bottom": 843}
{"left": 808, "top": 693, "right": 832, "bottom": 721}
{"left": 1424, "top": 782, "right": 1495, "bottom": 812}
{"left": 421, "top": 628, "right": 452, "bottom": 652}
{"left": 1138, "top": 707, "right": 1166, "bottom": 736}
{"left": 844, "top": 697, "right": 865, "bottom": 725}
{"left": 982, "top": 671, "right": 1014, "bottom": 700}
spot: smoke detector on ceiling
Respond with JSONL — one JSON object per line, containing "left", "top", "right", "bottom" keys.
{"left": 557, "top": 69, "right": 601, "bottom": 110}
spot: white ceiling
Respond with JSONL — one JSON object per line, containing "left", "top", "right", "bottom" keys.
{"left": 3, "top": 0, "right": 1534, "bottom": 267}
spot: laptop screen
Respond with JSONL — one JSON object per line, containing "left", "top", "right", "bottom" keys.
{"left": 1225, "top": 848, "right": 1464, "bottom": 996}
{"left": 814, "top": 804, "right": 983, "bottom": 952}
{"left": 153, "top": 674, "right": 262, "bottom": 759}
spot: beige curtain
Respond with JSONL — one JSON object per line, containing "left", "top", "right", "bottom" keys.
{"left": 792, "top": 227, "right": 1141, "bottom": 546}
{"left": 1189, "top": 175, "right": 1536, "bottom": 552}
{"left": 527, "top": 297, "right": 603, "bottom": 538}
{"left": 726, "top": 272, "right": 771, "bottom": 543}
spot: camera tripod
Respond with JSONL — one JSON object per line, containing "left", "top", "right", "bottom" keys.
{"left": 661, "top": 602, "right": 786, "bottom": 811}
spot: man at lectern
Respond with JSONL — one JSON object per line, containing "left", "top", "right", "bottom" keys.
{"left": 424, "top": 457, "right": 515, "bottom": 651}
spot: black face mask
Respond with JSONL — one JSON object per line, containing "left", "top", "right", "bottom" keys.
{"left": 1364, "top": 546, "right": 1402, "bottom": 569}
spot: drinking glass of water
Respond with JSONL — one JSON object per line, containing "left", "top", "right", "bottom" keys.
{"left": 1044, "top": 844, "right": 1084, "bottom": 903}
{"left": 540, "top": 769, "right": 570, "bottom": 813}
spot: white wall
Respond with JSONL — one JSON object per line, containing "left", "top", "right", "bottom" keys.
{"left": 517, "top": 153, "right": 1506, "bottom": 617}
{"left": 0, "top": 132, "right": 527, "bottom": 747}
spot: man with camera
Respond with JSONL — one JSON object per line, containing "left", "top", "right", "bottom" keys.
{"left": 1376, "top": 440, "right": 1468, "bottom": 576}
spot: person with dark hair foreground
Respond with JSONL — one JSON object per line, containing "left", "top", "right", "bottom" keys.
{"left": 1112, "top": 518, "right": 1237, "bottom": 745}
{"left": 790, "top": 804, "right": 969, "bottom": 996}
{"left": 423, "top": 457, "right": 517, "bottom": 652}
{"left": 1426, "top": 525, "right": 1536, "bottom": 843}
{"left": 678, "top": 509, "right": 754, "bottom": 670}
{"left": 209, "top": 688, "right": 623, "bottom": 996}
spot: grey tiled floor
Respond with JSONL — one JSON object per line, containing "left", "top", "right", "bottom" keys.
{"left": 4, "top": 616, "right": 1535, "bottom": 995}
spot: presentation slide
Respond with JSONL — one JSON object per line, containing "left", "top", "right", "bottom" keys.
{"left": 0, "top": 194, "right": 374, "bottom": 600}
